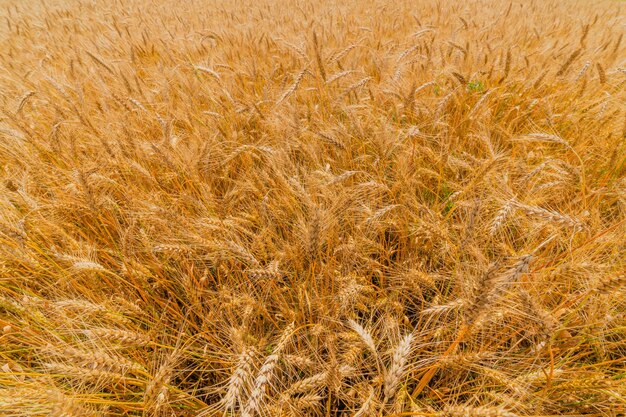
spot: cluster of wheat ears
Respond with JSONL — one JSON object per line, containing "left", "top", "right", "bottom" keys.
{"left": 0, "top": 0, "right": 625, "bottom": 416}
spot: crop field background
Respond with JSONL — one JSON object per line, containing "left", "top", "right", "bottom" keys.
{"left": 0, "top": 0, "right": 625, "bottom": 416}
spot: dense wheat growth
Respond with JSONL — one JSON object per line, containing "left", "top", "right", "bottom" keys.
{"left": 0, "top": 0, "right": 625, "bottom": 415}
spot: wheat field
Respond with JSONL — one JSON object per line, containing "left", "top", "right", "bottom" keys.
{"left": 0, "top": 0, "right": 625, "bottom": 416}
